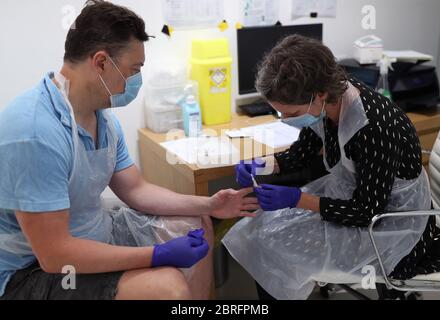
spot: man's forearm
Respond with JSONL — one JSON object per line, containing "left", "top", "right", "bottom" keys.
{"left": 126, "top": 182, "right": 212, "bottom": 217}
{"left": 42, "top": 237, "right": 154, "bottom": 274}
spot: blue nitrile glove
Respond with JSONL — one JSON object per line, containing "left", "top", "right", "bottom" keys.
{"left": 151, "top": 228, "right": 209, "bottom": 268}
{"left": 235, "top": 159, "right": 266, "bottom": 188}
{"left": 254, "top": 184, "right": 302, "bottom": 212}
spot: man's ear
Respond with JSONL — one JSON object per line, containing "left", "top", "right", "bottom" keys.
{"left": 91, "top": 51, "right": 109, "bottom": 74}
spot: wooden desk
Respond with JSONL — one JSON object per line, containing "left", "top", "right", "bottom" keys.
{"left": 407, "top": 107, "right": 440, "bottom": 172}
{"left": 139, "top": 109, "right": 440, "bottom": 197}
{"left": 138, "top": 113, "right": 281, "bottom": 197}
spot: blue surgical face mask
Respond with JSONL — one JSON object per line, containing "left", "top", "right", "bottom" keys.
{"left": 282, "top": 95, "right": 326, "bottom": 129}
{"left": 98, "top": 56, "right": 143, "bottom": 108}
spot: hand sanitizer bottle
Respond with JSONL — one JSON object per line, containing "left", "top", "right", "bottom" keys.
{"left": 376, "top": 55, "right": 396, "bottom": 101}
{"left": 182, "top": 94, "right": 202, "bottom": 137}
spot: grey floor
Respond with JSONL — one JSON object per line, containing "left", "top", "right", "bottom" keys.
{"left": 215, "top": 250, "right": 440, "bottom": 300}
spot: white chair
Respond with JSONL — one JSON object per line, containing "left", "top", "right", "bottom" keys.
{"left": 321, "top": 131, "right": 440, "bottom": 300}
{"left": 367, "top": 130, "right": 440, "bottom": 296}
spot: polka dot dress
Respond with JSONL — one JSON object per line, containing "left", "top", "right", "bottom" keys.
{"left": 274, "top": 77, "right": 440, "bottom": 279}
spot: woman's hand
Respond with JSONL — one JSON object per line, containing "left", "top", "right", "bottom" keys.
{"left": 209, "top": 188, "right": 260, "bottom": 219}
{"left": 254, "top": 184, "right": 302, "bottom": 212}
{"left": 235, "top": 156, "right": 281, "bottom": 188}
{"left": 235, "top": 159, "right": 266, "bottom": 188}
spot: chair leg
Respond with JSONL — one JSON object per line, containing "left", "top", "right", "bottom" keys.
{"left": 376, "top": 283, "right": 407, "bottom": 300}
{"left": 376, "top": 283, "right": 423, "bottom": 300}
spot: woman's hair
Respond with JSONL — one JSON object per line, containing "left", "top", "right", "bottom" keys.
{"left": 255, "top": 34, "right": 348, "bottom": 104}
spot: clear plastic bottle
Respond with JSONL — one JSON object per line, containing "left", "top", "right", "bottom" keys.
{"left": 182, "top": 94, "right": 202, "bottom": 137}
{"left": 376, "top": 56, "right": 396, "bottom": 101}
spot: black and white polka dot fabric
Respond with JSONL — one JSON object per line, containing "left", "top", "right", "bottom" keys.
{"left": 275, "top": 77, "right": 440, "bottom": 279}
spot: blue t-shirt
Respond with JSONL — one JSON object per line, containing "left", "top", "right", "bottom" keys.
{"left": 0, "top": 73, "right": 134, "bottom": 296}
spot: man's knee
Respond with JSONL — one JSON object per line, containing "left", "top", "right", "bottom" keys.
{"left": 116, "top": 267, "right": 192, "bottom": 300}
{"left": 161, "top": 268, "right": 192, "bottom": 300}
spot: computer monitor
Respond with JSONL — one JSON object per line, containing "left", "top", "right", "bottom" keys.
{"left": 237, "top": 24, "right": 323, "bottom": 95}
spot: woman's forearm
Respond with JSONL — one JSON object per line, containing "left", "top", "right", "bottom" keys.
{"left": 297, "top": 192, "right": 320, "bottom": 213}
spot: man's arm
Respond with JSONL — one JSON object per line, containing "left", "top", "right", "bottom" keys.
{"left": 16, "top": 210, "right": 153, "bottom": 274}
{"left": 109, "top": 165, "right": 259, "bottom": 219}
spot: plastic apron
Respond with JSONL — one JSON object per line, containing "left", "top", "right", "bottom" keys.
{"left": 0, "top": 73, "right": 201, "bottom": 276}
{"left": 222, "top": 83, "right": 431, "bottom": 300}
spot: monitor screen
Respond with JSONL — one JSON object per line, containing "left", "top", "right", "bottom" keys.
{"left": 237, "top": 24, "right": 323, "bottom": 95}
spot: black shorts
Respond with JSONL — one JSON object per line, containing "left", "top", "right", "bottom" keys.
{"left": 0, "top": 262, "right": 124, "bottom": 300}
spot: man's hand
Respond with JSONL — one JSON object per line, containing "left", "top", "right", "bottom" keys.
{"left": 151, "top": 229, "right": 209, "bottom": 268}
{"left": 209, "top": 188, "right": 260, "bottom": 219}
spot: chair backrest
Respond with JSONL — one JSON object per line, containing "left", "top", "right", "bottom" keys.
{"left": 429, "top": 131, "right": 440, "bottom": 226}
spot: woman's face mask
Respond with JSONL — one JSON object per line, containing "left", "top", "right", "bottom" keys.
{"left": 98, "top": 56, "right": 143, "bottom": 108}
{"left": 281, "top": 95, "right": 326, "bottom": 129}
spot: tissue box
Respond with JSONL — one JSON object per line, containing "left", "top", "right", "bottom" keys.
{"left": 354, "top": 45, "right": 383, "bottom": 65}
{"left": 353, "top": 35, "right": 383, "bottom": 65}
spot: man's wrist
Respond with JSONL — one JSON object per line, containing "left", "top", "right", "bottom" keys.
{"left": 203, "top": 196, "right": 213, "bottom": 216}
{"left": 148, "top": 245, "right": 157, "bottom": 268}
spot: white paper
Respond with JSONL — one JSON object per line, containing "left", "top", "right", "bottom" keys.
{"left": 224, "top": 129, "right": 253, "bottom": 138}
{"left": 240, "top": 121, "right": 301, "bottom": 149}
{"left": 162, "top": 0, "right": 224, "bottom": 29}
{"left": 161, "top": 137, "right": 239, "bottom": 168}
{"left": 383, "top": 50, "right": 433, "bottom": 62}
{"left": 291, "top": 0, "right": 337, "bottom": 19}
{"left": 241, "top": 0, "right": 280, "bottom": 27}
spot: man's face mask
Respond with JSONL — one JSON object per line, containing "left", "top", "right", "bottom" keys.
{"left": 98, "top": 56, "right": 143, "bottom": 108}
{"left": 282, "top": 94, "right": 326, "bottom": 129}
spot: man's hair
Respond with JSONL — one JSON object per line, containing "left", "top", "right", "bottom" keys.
{"left": 255, "top": 34, "right": 348, "bottom": 104}
{"left": 64, "top": 0, "right": 150, "bottom": 63}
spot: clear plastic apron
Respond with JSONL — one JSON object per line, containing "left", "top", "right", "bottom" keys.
{"left": 0, "top": 74, "right": 201, "bottom": 274}
{"left": 222, "top": 83, "right": 431, "bottom": 300}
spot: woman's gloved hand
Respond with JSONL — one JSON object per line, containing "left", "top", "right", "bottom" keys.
{"left": 254, "top": 184, "right": 302, "bottom": 212}
{"left": 151, "top": 228, "right": 209, "bottom": 268}
{"left": 235, "top": 159, "right": 266, "bottom": 188}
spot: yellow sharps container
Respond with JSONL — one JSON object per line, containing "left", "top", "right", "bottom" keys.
{"left": 190, "top": 38, "right": 232, "bottom": 125}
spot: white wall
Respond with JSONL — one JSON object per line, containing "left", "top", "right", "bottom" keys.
{"left": 1, "top": 0, "right": 440, "bottom": 198}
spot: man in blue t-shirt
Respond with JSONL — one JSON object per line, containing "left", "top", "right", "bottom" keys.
{"left": 0, "top": 0, "right": 258, "bottom": 300}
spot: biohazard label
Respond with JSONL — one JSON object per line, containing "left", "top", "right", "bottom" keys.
{"left": 209, "top": 68, "right": 228, "bottom": 93}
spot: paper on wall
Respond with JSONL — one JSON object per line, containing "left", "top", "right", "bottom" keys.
{"left": 291, "top": 0, "right": 337, "bottom": 19}
{"left": 162, "top": 0, "right": 224, "bottom": 29}
{"left": 241, "top": 0, "right": 280, "bottom": 27}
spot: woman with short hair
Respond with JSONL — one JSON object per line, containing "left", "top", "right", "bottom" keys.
{"left": 224, "top": 35, "right": 440, "bottom": 300}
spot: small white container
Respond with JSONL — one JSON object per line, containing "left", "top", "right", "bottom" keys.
{"left": 144, "top": 83, "right": 184, "bottom": 133}
{"left": 354, "top": 35, "right": 383, "bottom": 65}
{"left": 354, "top": 46, "right": 383, "bottom": 65}
{"left": 144, "top": 61, "right": 187, "bottom": 133}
